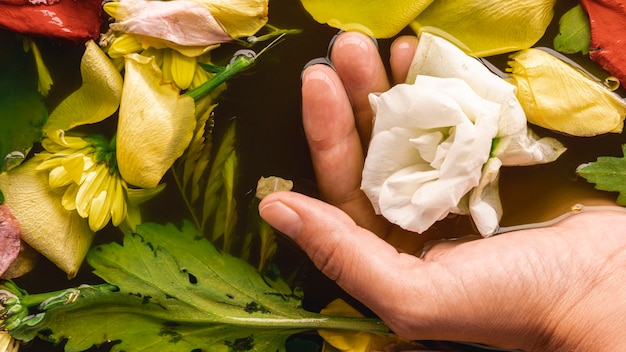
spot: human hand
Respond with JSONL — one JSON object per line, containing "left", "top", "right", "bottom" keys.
{"left": 259, "top": 32, "right": 626, "bottom": 351}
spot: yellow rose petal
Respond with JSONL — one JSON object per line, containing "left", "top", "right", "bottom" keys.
{"left": 412, "top": 0, "right": 556, "bottom": 56}
{"left": 507, "top": 48, "right": 626, "bottom": 136}
{"left": 116, "top": 54, "right": 196, "bottom": 188}
{"left": 44, "top": 41, "right": 123, "bottom": 134}
{"left": 0, "top": 160, "right": 95, "bottom": 278}
{"left": 301, "top": 0, "right": 434, "bottom": 38}
{"left": 195, "top": 0, "right": 269, "bottom": 39}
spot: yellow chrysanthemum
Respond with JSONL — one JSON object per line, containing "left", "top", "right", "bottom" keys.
{"left": 34, "top": 130, "right": 159, "bottom": 232}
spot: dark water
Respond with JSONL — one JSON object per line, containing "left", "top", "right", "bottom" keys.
{"left": 9, "top": 0, "right": 626, "bottom": 351}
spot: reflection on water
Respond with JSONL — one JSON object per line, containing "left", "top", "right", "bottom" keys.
{"left": 10, "top": 0, "right": 626, "bottom": 351}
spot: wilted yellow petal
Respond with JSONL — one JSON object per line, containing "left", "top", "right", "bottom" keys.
{"left": 44, "top": 40, "right": 123, "bottom": 134}
{"left": 117, "top": 54, "right": 196, "bottom": 188}
{"left": 301, "top": 0, "right": 433, "bottom": 38}
{"left": 412, "top": 0, "right": 556, "bottom": 56}
{"left": 0, "top": 159, "right": 95, "bottom": 278}
{"left": 507, "top": 48, "right": 626, "bottom": 136}
{"left": 194, "top": 0, "right": 268, "bottom": 39}
{"left": 109, "top": 0, "right": 232, "bottom": 53}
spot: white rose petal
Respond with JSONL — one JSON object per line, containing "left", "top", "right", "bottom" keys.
{"left": 363, "top": 77, "right": 500, "bottom": 234}
{"left": 362, "top": 33, "right": 566, "bottom": 236}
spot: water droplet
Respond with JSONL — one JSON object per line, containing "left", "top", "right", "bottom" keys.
{"left": 571, "top": 204, "right": 584, "bottom": 213}
{"left": 4, "top": 151, "right": 25, "bottom": 171}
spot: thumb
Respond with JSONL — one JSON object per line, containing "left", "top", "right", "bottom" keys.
{"left": 258, "top": 191, "right": 413, "bottom": 315}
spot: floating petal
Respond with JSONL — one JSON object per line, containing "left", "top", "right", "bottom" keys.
{"left": 194, "top": 0, "right": 269, "bottom": 39}
{"left": 412, "top": 0, "right": 556, "bottom": 56}
{"left": 301, "top": 0, "right": 434, "bottom": 38}
{"left": 117, "top": 54, "right": 196, "bottom": 188}
{"left": 0, "top": 159, "right": 94, "bottom": 277}
{"left": 507, "top": 48, "right": 626, "bottom": 136}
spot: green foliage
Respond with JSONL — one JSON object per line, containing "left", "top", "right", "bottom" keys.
{"left": 0, "top": 33, "right": 47, "bottom": 171}
{"left": 2, "top": 222, "right": 386, "bottom": 351}
{"left": 577, "top": 145, "right": 626, "bottom": 205}
{"left": 554, "top": 4, "right": 591, "bottom": 55}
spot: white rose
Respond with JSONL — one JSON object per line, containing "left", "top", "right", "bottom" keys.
{"left": 361, "top": 33, "right": 566, "bottom": 236}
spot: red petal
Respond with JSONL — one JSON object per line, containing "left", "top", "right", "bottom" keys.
{"left": 0, "top": 204, "right": 20, "bottom": 276}
{"left": 581, "top": 0, "right": 626, "bottom": 85}
{"left": 0, "top": 0, "right": 102, "bottom": 44}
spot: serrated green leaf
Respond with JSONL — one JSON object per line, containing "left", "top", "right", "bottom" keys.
{"left": 554, "top": 4, "right": 590, "bottom": 55}
{"left": 577, "top": 145, "right": 626, "bottom": 204}
{"left": 0, "top": 33, "right": 47, "bottom": 171}
{"left": 5, "top": 222, "right": 387, "bottom": 352}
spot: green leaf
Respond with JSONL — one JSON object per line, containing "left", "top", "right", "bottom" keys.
{"left": 577, "top": 145, "right": 626, "bottom": 204}
{"left": 554, "top": 4, "right": 590, "bottom": 55}
{"left": 0, "top": 33, "right": 47, "bottom": 171}
{"left": 4, "top": 222, "right": 387, "bottom": 351}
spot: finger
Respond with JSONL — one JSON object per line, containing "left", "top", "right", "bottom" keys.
{"left": 258, "top": 191, "right": 417, "bottom": 313}
{"left": 390, "top": 35, "right": 419, "bottom": 84}
{"left": 301, "top": 63, "right": 386, "bottom": 232}
{"left": 329, "top": 32, "right": 390, "bottom": 149}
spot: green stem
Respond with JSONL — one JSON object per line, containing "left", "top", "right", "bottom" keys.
{"left": 229, "top": 314, "right": 390, "bottom": 334}
{"left": 19, "top": 284, "right": 118, "bottom": 309}
{"left": 185, "top": 54, "right": 255, "bottom": 101}
{"left": 170, "top": 166, "right": 202, "bottom": 231}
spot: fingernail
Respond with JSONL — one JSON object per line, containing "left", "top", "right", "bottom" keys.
{"left": 300, "top": 57, "right": 335, "bottom": 81}
{"left": 328, "top": 30, "right": 378, "bottom": 57}
{"left": 259, "top": 201, "right": 303, "bottom": 239}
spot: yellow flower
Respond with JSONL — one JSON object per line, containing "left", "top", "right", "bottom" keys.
{"left": 507, "top": 48, "right": 626, "bottom": 136}
{"left": 102, "top": 0, "right": 268, "bottom": 90}
{"left": 35, "top": 131, "right": 125, "bottom": 232}
{"left": 411, "top": 0, "right": 556, "bottom": 56}
{"left": 34, "top": 130, "right": 161, "bottom": 232}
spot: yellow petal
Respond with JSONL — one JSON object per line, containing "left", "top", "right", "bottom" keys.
{"left": 107, "top": 33, "right": 144, "bottom": 58}
{"left": 61, "top": 153, "right": 86, "bottom": 185}
{"left": 44, "top": 41, "right": 123, "bottom": 134}
{"left": 0, "top": 159, "right": 95, "bottom": 277}
{"left": 301, "top": 0, "right": 434, "bottom": 38}
{"left": 116, "top": 54, "right": 196, "bottom": 188}
{"left": 507, "top": 49, "right": 626, "bottom": 136}
{"left": 170, "top": 49, "right": 197, "bottom": 90}
{"left": 109, "top": 0, "right": 232, "bottom": 50}
{"left": 194, "top": 0, "right": 268, "bottom": 39}
{"left": 412, "top": 0, "right": 556, "bottom": 56}
{"left": 110, "top": 178, "right": 127, "bottom": 226}
{"left": 62, "top": 183, "right": 79, "bottom": 211}
{"left": 88, "top": 189, "right": 110, "bottom": 231}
